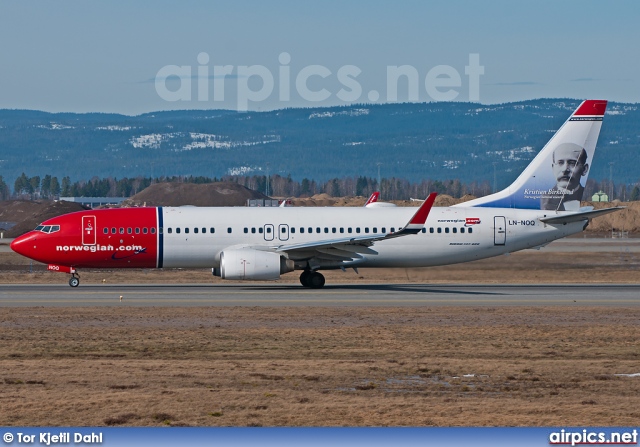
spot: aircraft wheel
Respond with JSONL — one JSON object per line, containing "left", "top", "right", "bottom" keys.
{"left": 69, "top": 277, "right": 80, "bottom": 288}
{"left": 299, "top": 270, "right": 312, "bottom": 287}
{"left": 308, "top": 272, "right": 325, "bottom": 289}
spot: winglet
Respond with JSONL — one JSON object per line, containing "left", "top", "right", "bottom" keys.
{"left": 364, "top": 191, "right": 380, "bottom": 206}
{"left": 389, "top": 192, "right": 437, "bottom": 237}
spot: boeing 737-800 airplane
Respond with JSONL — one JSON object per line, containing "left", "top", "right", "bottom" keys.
{"left": 11, "top": 100, "right": 621, "bottom": 288}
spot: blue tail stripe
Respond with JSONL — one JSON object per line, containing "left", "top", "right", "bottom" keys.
{"left": 157, "top": 207, "right": 164, "bottom": 269}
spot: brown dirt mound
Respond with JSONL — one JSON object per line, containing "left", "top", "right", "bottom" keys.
{"left": 289, "top": 195, "right": 368, "bottom": 207}
{"left": 1, "top": 200, "right": 87, "bottom": 238}
{"left": 124, "top": 182, "right": 268, "bottom": 207}
{"left": 288, "top": 194, "right": 478, "bottom": 208}
{"left": 583, "top": 200, "right": 639, "bottom": 232}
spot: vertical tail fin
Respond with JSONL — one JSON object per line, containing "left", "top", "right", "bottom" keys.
{"left": 460, "top": 100, "right": 607, "bottom": 210}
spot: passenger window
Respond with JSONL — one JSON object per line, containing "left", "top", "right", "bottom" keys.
{"left": 151, "top": 228, "right": 156, "bottom": 234}
{"left": 251, "top": 228, "right": 256, "bottom": 234}
{"left": 194, "top": 228, "right": 199, "bottom": 234}
{"left": 258, "top": 228, "right": 263, "bottom": 234}
{"left": 373, "top": 227, "right": 377, "bottom": 233}
{"left": 340, "top": 228, "right": 344, "bottom": 233}
{"left": 430, "top": 227, "right": 434, "bottom": 233}
{"left": 445, "top": 227, "right": 450, "bottom": 233}
{"left": 291, "top": 228, "right": 295, "bottom": 234}
{"left": 461, "top": 227, "right": 465, "bottom": 233}
{"left": 365, "top": 227, "right": 369, "bottom": 234}
{"left": 468, "top": 227, "right": 473, "bottom": 234}
{"left": 176, "top": 228, "right": 180, "bottom": 234}
{"left": 227, "top": 228, "right": 232, "bottom": 233}
{"left": 300, "top": 228, "right": 305, "bottom": 234}
{"left": 437, "top": 228, "right": 442, "bottom": 233}
{"left": 356, "top": 228, "right": 361, "bottom": 234}
{"left": 103, "top": 228, "right": 108, "bottom": 234}
{"left": 281, "top": 227, "right": 286, "bottom": 233}
{"left": 111, "top": 228, "right": 116, "bottom": 234}
{"left": 119, "top": 228, "right": 124, "bottom": 234}
{"left": 324, "top": 228, "right": 328, "bottom": 233}
{"left": 332, "top": 228, "right": 336, "bottom": 233}
{"left": 210, "top": 228, "right": 215, "bottom": 233}
{"left": 127, "top": 228, "right": 132, "bottom": 234}
{"left": 159, "top": 228, "right": 163, "bottom": 234}
{"left": 202, "top": 228, "right": 206, "bottom": 233}
{"left": 266, "top": 227, "right": 271, "bottom": 234}
{"left": 135, "top": 228, "right": 140, "bottom": 234}
{"left": 143, "top": 228, "right": 148, "bottom": 234}
{"left": 168, "top": 228, "right": 173, "bottom": 234}
{"left": 316, "top": 228, "right": 321, "bottom": 233}
{"left": 382, "top": 227, "right": 386, "bottom": 233}
{"left": 421, "top": 228, "right": 426, "bottom": 233}
{"left": 348, "top": 228, "right": 352, "bottom": 233}
{"left": 391, "top": 227, "right": 395, "bottom": 233}
{"left": 453, "top": 228, "right": 457, "bottom": 234}
{"left": 244, "top": 228, "right": 248, "bottom": 234}
{"left": 185, "top": 228, "right": 189, "bottom": 234}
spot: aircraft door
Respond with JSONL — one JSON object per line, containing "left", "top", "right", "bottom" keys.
{"left": 494, "top": 216, "right": 506, "bottom": 245}
{"left": 263, "top": 224, "right": 274, "bottom": 241}
{"left": 278, "top": 224, "right": 289, "bottom": 241}
{"left": 82, "top": 215, "right": 97, "bottom": 245}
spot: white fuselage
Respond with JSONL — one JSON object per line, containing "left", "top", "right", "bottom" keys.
{"left": 160, "top": 205, "right": 584, "bottom": 269}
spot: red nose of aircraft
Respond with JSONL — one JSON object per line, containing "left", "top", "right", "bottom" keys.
{"left": 10, "top": 232, "right": 36, "bottom": 258}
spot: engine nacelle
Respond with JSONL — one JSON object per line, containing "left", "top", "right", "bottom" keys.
{"left": 217, "top": 249, "right": 294, "bottom": 280}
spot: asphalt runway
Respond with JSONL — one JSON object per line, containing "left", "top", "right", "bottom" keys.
{"left": 0, "top": 283, "right": 639, "bottom": 307}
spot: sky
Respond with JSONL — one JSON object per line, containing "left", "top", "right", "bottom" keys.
{"left": 0, "top": 0, "right": 638, "bottom": 115}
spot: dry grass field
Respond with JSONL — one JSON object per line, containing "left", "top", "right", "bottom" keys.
{"left": 1, "top": 241, "right": 640, "bottom": 427}
{"left": 1, "top": 306, "right": 639, "bottom": 427}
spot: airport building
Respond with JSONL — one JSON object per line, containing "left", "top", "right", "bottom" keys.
{"left": 59, "top": 197, "right": 127, "bottom": 208}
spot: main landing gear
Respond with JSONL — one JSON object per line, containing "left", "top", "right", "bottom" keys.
{"left": 69, "top": 273, "right": 80, "bottom": 288}
{"left": 299, "top": 270, "right": 325, "bottom": 289}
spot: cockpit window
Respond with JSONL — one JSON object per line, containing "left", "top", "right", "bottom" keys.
{"left": 35, "top": 225, "right": 61, "bottom": 234}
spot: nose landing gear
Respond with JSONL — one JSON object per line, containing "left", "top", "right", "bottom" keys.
{"left": 69, "top": 273, "right": 80, "bottom": 287}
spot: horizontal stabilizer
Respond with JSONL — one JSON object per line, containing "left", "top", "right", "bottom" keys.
{"left": 538, "top": 206, "right": 624, "bottom": 224}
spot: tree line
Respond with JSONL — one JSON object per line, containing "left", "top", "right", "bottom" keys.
{"left": 2, "top": 172, "right": 639, "bottom": 203}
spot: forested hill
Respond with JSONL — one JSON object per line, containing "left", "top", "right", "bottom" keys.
{"left": 0, "top": 99, "right": 637, "bottom": 187}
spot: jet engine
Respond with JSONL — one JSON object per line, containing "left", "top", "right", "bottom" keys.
{"left": 216, "top": 249, "right": 294, "bottom": 280}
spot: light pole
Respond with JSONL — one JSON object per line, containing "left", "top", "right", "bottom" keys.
{"left": 609, "top": 162, "right": 614, "bottom": 200}
{"left": 266, "top": 162, "right": 270, "bottom": 197}
{"left": 493, "top": 162, "right": 498, "bottom": 193}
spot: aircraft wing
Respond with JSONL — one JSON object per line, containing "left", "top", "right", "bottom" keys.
{"left": 273, "top": 192, "right": 437, "bottom": 262}
{"left": 538, "top": 206, "right": 624, "bottom": 224}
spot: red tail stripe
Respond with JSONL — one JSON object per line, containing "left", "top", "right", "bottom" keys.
{"left": 573, "top": 100, "right": 607, "bottom": 116}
